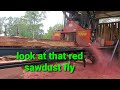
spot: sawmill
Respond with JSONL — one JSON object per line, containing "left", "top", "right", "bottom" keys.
{"left": 0, "top": 11, "right": 120, "bottom": 70}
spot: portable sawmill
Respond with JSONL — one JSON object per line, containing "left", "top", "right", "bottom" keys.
{"left": 1, "top": 11, "right": 119, "bottom": 69}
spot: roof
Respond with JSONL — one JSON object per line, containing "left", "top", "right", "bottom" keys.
{"left": 95, "top": 11, "right": 120, "bottom": 19}
{"left": 63, "top": 11, "right": 120, "bottom": 19}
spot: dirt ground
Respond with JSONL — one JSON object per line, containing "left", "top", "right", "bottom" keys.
{"left": 23, "top": 45, "right": 120, "bottom": 79}
{"left": 0, "top": 67, "right": 23, "bottom": 79}
{"left": 0, "top": 61, "right": 120, "bottom": 79}
{"left": 1, "top": 45, "right": 120, "bottom": 79}
{"left": 23, "top": 62, "right": 120, "bottom": 79}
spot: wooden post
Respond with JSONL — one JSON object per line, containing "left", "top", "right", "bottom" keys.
{"left": 95, "top": 19, "right": 99, "bottom": 40}
{"left": 118, "top": 22, "right": 120, "bottom": 61}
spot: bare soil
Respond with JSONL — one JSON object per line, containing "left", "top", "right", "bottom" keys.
{"left": 23, "top": 45, "right": 120, "bottom": 79}
{"left": 0, "top": 67, "right": 23, "bottom": 79}
{"left": 1, "top": 45, "right": 120, "bottom": 79}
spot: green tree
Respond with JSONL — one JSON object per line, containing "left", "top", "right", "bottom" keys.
{"left": 43, "top": 23, "right": 64, "bottom": 39}
{"left": 2, "top": 11, "right": 46, "bottom": 38}
{"left": 0, "top": 17, "right": 6, "bottom": 34}
{"left": 4, "top": 11, "right": 46, "bottom": 38}
{"left": 6, "top": 17, "right": 20, "bottom": 36}
{"left": 23, "top": 11, "right": 46, "bottom": 38}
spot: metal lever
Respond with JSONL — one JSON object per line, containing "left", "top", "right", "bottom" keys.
{"left": 108, "top": 39, "right": 119, "bottom": 66}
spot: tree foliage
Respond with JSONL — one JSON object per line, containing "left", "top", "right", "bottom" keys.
{"left": 0, "top": 17, "right": 6, "bottom": 34}
{"left": 0, "top": 11, "right": 46, "bottom": 39}
{"left": 43, "top": 23, "right": 64, "bottom": 39}
{"left": 0, "top": 11, "right": 64, "bottom": 40}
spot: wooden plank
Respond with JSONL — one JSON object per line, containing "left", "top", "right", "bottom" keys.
{"left": 119, "top": 22, "right": 120, "bottom": 38}
{"left": 118, "top": 22, "right": 120, "bottom": 61}
{"left": 101, "top": 24, "right": 104, "bottom": 38}
{"left": 113, "top": 22, "right": 118, "bottom": 39}
{"left": 111, "top": 23, "right": 114, "bottom": 40}
{"left": 103, "top": 23, "right": 110, "bottom": 40}
{"left": 97, "top": 24, "right": 100, "bottom": 37}
{"left": 95, "top": 19, "right": 99, "bottom": 39}
{"left": 108, "top": 23, "right": 111, "bottom": 40}
{"left": 109, "top": 23, "right": 112, "bottom": 40}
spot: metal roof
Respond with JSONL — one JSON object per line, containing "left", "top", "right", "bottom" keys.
{"left": 63, "top": 11, "right": 120, "bottom": 19}
{"left": 95, "top": 11, "right": 120, "bottom": 19}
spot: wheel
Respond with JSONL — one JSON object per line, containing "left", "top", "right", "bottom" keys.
{"left": 89, "top": 55, "right": 96, "bottom": 64}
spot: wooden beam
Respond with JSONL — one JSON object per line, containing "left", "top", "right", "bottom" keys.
{"left": 95, "top": 11, "right": 120, "bottom": 19}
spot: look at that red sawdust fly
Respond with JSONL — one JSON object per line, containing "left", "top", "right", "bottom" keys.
{"left": 23, "top": 45, "right": 120, "bottom": 79}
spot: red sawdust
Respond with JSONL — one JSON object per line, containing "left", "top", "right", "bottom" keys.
{"left": 23, "top": 45, "right": 120, "bottom": 79}
{"left": 0, "top": 67, "right": 23, "bottom": 79}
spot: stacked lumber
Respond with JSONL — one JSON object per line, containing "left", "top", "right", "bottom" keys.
{"left": 0, "top": 55, "right": 16, "bottom": 61}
